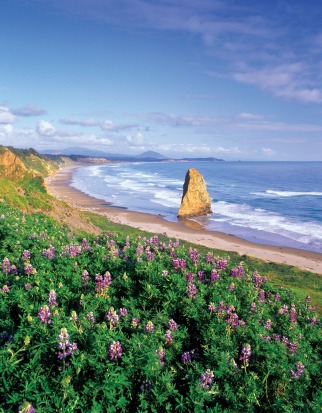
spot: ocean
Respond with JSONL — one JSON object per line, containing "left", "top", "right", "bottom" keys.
{"left": 71, "top": 161, "right": 322, "bottom": 253}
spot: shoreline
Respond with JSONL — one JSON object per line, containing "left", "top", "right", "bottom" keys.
{"left": 45, "top": 164, "right": 322, "bottom": 275}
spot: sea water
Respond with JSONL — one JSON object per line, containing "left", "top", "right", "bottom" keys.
{"left": 71, "top": 161, "right": 322, "bottom": 253}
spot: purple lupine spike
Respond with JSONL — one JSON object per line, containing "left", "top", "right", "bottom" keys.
{"left": 131, "top": 318, "right": 140, "bottom": 328}
{"left": 48, "top": 290, "right": 57, "bottom": 307}
{"left": 288, "top": 342, "right": 298, "bottom": 354}
{"left": 165, "top": 329, "right": 173, "bottom": 344}
{"left": 119, "top": 308, "right": 128, "bottom": 317}
{"left": 22, "top": 250, "right": 31, "bottom": 261}
{"left": 86, "top": 312, "right": 95, "bottom": 326}
{"left": 200, "top": 369, "right": 214, "bottom": 389}
{"left": 264, "top": 319, "right": 272, "bottom": 330}
{"left": 181, "top": 351, "right": 191, "bottom": 363}
{"left": 145, "top": 321, "right": 154, "bottom": 333}
{"left": 106, "top": 307, "right": 119, "bottom": 329}
{"left": 187, "top": 282, "right": 197, "bottom": 299}
{"left": 290, "top": 361, "right": 305, "bottom": 379}
{"left": 239, "top": 344, "right": 251, "bottom": 367}
{"left": 168, "top": 319, "right": 178, "bottom": 331}
{"left": 210, "top": 269, "right": 219, "bottom": 283}
{"left": 38, "top": 305, "right": 52, "bottom": 324}
{"left": 156, "top": 347, "right": 165, "bottom": 366}
{"left": 109, "top": 341, "right": 122, "bottom": 361}
{"left": 290, "top": 304, "right": 297, "bottom": 323}
{"left": 2, "top": 257, "right": 11, "bottom": 275}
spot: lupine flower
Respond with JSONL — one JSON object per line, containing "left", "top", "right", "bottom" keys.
{"left": 275, "top": 292, "right": 281, "bottom": 302}
{"left": 48, "top": 290, "right": 57, "bottom": 307}
{"left": 24, "top": 283, "right": 32, "bottom": 290}
{"left": 187, "top": 282, "right": 197, "bottom": 299}
{"left": 226, "top": 313, "right": 239, "bottom": 327}
{"left": 1, "top": 285, "right": 10, "bottom": 294}
{"left": 156, "top": 347, "right": 165, "bottom": 366}
{"left": 81, "top": 238, "right": 92, "bottom": 250}
{"left": 165, "top": 329, "right": 173, "bottom": 344}
{"left": 172, "top": 258, "right": 186, "bottom": 270}
{"left": 205, "top": 252, "right": 215, "bottom": 264}
{"left": 228, "top": 283, "right": 235, "bottom": 292}
{"left": 38, "top": 305, "right": 51, "bottom": 324}
{"left": 230, "top": 266, "right": 244, "bottom": 278}
{"left": 290, "top": 361, "right": 305, "bottom": 379}
{"left": 70, "top": 311, "right": 78, "bottom": 322}
{"left": 86, "top": 312, "right": 95, "bottom": 326}
{"left": 288, "top": 341, "right": 298, "bottom": 354}
{"left": 239, "top": 344, "right": 251, "bottom": 367}
{"left": 24, "top": 264, "right": 35, "bottom": 275}
{"left": 252, "top": 271, "right": 262, "bottom": 288}
{"left": 264, "top": 319, "right": 272, "bottom": 330}
{"left": 282, "top": 337, "right": 289, "bottom": 346}
{"left": 278, "top": 304, "right": 289, "bottom": 315}
{"left": 58, "top": 328, "right": 78, "bottom": 361}
{"left": 186, "top": 272, "right": 194, "bottom": 283}
{"left": 18, "top": 401, "right": 36, "bottom": 413}
{"left": 210, "top": 269, "right": 220, "bottom": 283}
{"left": 208, "top": 302, "right": 216, "bottom": 312}
{"left": 189, "top": 247, "right": 199, "bottom": 264}
{"left": 9, "top": 264, "right": 17, "bottom": 275}
{"left": 81, "top": 270, "right": 89, "bottom": 289}
{"left": 200, "top": 369, "right": 214, "bottom": 389}
{"left": 107, "top": 307, "right": 119, "bottom": 329}
{"left": 119, "top": 308, "right": 128, "bottom": 317}
{"left": 260, "top": 335, "right": 271, "bottom": 342}
{"left": 290, "top": 304, "right": 297, "bottom": 323}
{"left": 197, "top": 271, "right": 205, "bottom": 283}
{"left": 216, "top": 258, "right": 228, "bottom": 270}
{"left": 109, "top": 341, "right": 122, "bottom": 361}
{"left": 273, "top": 334, "right": 281, "bottom": 341}
{"left": 258, "top": 289, "right": 265, "bottom": 303}
{"left": 131, "top": 318, "right": 140, "bottom": 328}
{"left": 2, "top": 257, "right": 10, "bottom": 275}
{"left": 305, "top": 295, "right": 311, "bottom": 303}
{"left": 250, "top": 302, "right": 257, "bottom": 312}
{"left": 95, "top": 271, "right": 112, "bottom": 297}
{"left": 161, "top": 270, "right": 168, "bottom": 276}
{"left": 168, "top": 319, "right": 178, "bottom": 331}
{"left": 42, "top": 245, "right": 56, "bottom": 260}
{"left": 22, "top": 250, "right": 31, "bottom": 261}
{"left": 310, "top": 315, "right": 318, "bottom": 326}
{"left": 140, "top": 380, "right": 152, "bottom": 393}
{"left": 145, "top": 321, "right": 154, "bottom": 333}
{"left": 181, "top": 351, "right": 191, "bottom": 363}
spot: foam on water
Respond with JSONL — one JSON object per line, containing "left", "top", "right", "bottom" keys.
{"left": 252, "top": 190, "right": 322, "bottom": 197}
{"left": 205, "top": 201, "right": 322, "bottom": 250}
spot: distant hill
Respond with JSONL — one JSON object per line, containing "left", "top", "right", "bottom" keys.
{"left": 136, "top": 151, "right": 167, "bottom": 160}
{"left": 41, "top": 147, "right": 224, "bottom": 162}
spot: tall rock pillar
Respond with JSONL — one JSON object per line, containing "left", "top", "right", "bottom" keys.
{"left": 178, "top": 168, "right": 212, "bottom": 218}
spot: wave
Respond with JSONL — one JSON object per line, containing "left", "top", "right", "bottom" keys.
{"left": 208, "top": 201, "right": 322, "bottom": 247}
{"left": 252, "top": 190, "right": 322, "bottom": 197}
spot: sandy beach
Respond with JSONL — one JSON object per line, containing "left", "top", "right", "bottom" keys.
{"left": 45, "top": 165, "right": 322, "bottom": 275}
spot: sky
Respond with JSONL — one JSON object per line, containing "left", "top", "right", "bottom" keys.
{"left": 1, "top": 0, "right": 322, "bottom": 160}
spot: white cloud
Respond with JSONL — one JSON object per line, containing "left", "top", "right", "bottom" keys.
{"left": 12, "top": 104, "right": 47, "bottom": 117}
{"left": 233, "top": 64, "right": 322, "bottom": 103}
{"left": 126, "top": 132, "right": 145, "bottom": 146}
{"left": 37, "top": 120, "right": 57, "bottom": 137}
{"left": 60, "top": 117, "right": 138, "bottom": 132}
{"left": 0, "top": 106, "right": 16, "bottom": 124}
{"left": 262, "top": 147, "right": 276, "bottom": 156}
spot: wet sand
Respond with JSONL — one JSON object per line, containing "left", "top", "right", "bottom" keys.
{"left": 45, "top": 165, "right": 322, "bottom": 275}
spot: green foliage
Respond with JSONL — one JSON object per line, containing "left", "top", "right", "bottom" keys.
{"left": 0, "top": 203, "right": 321, "bottom": 412}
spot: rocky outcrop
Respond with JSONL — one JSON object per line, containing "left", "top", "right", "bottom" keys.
{"left": 178, "top": 168, "right": 212, "bottom": 218}
{"left": 0, "top": 147, "right": 28, "bottom": 181}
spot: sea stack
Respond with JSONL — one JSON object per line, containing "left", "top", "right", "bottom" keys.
{"left": 178, "top": 168, "right": 212, "bottom": 218}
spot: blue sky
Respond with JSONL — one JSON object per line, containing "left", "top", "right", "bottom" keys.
{"left": 1, "top": 0, "right": 322, "bottom": 160}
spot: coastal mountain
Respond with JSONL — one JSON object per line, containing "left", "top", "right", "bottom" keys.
{"left": 42, "top": 147, "right": 224, "bottom": 162}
